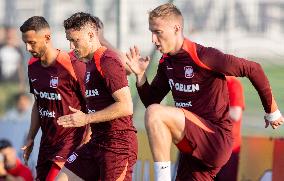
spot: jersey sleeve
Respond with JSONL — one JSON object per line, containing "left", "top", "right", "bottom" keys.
{"left": 197, "top": 45, "right": 272, "bottom": 113}
{"left": 137, "top": 62, "right": 170, "bottom": 107}
{"left": 100, "top": 55, "right": 128, "bottom": 94}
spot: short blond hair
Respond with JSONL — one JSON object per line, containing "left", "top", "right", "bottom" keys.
{"left": 149, "top": 3, "right": 183, "bottom": 22}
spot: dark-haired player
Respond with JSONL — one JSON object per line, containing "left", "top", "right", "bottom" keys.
{"left": 56, "top": 12, "right": 137, "bottom": 181}
{"left": 20, "top": 16, "right": 87, "bottom": 181}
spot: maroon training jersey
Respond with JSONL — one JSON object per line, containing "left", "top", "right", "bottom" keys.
{"left": 28, "top": 50, "right": 86, "bottom": 164}
{"left": 138, "top": 38, "right": 273, "bottom": 132}
{"left": 85, "top": 46, "right": 136, "bottom": 139}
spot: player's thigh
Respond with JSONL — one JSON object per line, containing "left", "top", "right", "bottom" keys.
{"left": 146, "top": 104, "right": 186, "bottom": 144}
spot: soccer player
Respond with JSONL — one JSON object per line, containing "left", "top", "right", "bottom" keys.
{"left": 215, "top": 76, "right": 245, "bottom": 181}
{"left": 56, "top": 12, "right": 137, "bottom": 181}
{"left": 20, "top": 16, "right": 87, "bottom": 181}
{"left": 125, "top": 3, "right": 283, "bottom": 181}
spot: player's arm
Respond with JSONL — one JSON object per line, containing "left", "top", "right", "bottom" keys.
{"left": 79, "top": 124, "right": 91, "bottom": 146}
{"left": 57, "top": 86, "right": 132, "bottom": 127}
{"left": 126, "top": 46, "right": 170, "bottom": 107}
{"left": 22, "top": 100, "right": 40, "bottom": 164}
{"left": 136, "top": 65, "right": 171, "bottom": 107}
{"left": 199, "top": 46, "right": 283, "bottom": 129}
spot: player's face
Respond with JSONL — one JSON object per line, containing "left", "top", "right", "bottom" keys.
{"left": 0, "top": 147, "right": 16, "bottom": 169}
{"left": 149, "top": 17, "right": 178, "bottom": 54}
{"left": 22, "top": 30, "right": 48, "bottom": 58}
{"left": 65, "top": 28, "right": 93, "bottom": 59}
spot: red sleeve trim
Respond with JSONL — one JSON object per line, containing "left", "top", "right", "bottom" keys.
{"left": 93, "top": 46, "right": 107, "bottom": 77}
{"left": 159, "top": 54, "right": 168, "bottom": 64}
{"left": 28, "top": 57, "right": 38, "bottom": 65}
{"left": 56, "top": 51, "right": 77, "bottom": 81}
{"left": 68, "top": 51, "right": 77, "bottom": 61}
{"left": 182, "top": 38, "right": 212, "bottom": 70}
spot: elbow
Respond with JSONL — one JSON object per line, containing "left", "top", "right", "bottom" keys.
{"left": 252, "top": 62, "right": 263, "bottom": 74}
{"left": 125, "top": 101, "right": 133, "bottom": 116}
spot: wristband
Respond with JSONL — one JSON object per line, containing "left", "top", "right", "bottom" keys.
{"left": 264, "top": 109, "right": 282, "bottom": 122}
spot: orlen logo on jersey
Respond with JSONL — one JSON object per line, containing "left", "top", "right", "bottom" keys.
{"left": 34, "top": 89, "right": 62, "bottom": 100}
{"left": 168, "top": 79, "right": 199, "bottom": 93}
{"left": 50, "top": 76, "right": 59, "bottom": 88}
{"left": 184, "top": 66, "right": 194, "bottom": 78}
{"left": 39, "top": 107, "right": 55, "bottom": 118}
{"left": 85, "top": 72, "right": 91, "bottom": 84}
{"left": 85, "top": 89, "right": 99, "bottom": 97}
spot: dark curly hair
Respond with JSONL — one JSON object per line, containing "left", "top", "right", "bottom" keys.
{"left": 63, "top": 12, "right": 103, "bottom": 31}
{"left": 0, "top": 139, "right": 12, "bottom": 150}
{"left": 20, "top": 16, "right": 50, "bottom": 33}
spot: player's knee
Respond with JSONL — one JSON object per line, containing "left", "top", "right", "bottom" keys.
{"left": 145, "top": 104, "right": 163, "bottom": 128}
{"left": 145, "top": 104, "right": 161, "bottom": 118}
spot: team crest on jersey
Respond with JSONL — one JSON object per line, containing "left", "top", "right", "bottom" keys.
{"left": 50, "top": 76, "right": 59, "bottom": 88}
{"left": 184, "top": 66, "right": 194, "bottom": 78}
{"left": 85, "top": 72, "right": 91, "bottom": 83}
{"left": 67, "top": 152, "right": 78, "bottom": 163}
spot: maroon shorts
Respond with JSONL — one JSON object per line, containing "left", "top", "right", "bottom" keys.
{"left": 36, "top": 160, "right": 53, "bottom": 181}
{"left": 175, "top": 109, "right": 233, "bottom": 180}
{"left": 215, "top": 151, "right": 240, "bottom": 181}
{"left": 65, "top": 131, "right": 137, "bottom": 181}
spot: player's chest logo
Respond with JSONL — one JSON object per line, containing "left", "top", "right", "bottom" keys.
{"left": 86, "top": 71, "right": 91, "bottom": 84}
{"left": 184, "top": 66, "right": 194, "bottom": 78}
{"left": 50, "top": 76, "right": 59, "bottom": 88}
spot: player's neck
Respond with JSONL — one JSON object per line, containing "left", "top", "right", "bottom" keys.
{"left": 86, "top": 42, "right": 102, "bottom": 61}
{"left": 40, "top": 48, "right": 59, "bottom": 67}
{"left": 168, "top": 36, "right": 184, "bottom": 55}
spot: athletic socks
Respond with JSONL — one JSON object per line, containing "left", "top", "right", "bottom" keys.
{"left": 154, "top": 161, "right": 171, "bottom": 181}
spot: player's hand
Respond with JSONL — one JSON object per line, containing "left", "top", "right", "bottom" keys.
{"left": 125, "top": 46, "right": 150, "bottom": 76}
{"left": 21, "top": 139, "right": 34, "bottom": 165}
{"left": 57, "top": 106, "right": 88, "bottom": 127}
{"left": 265, "top": 116, "right": 284, "bottom": 129}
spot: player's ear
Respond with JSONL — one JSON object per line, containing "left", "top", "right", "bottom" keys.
{"left": 174, "top": 24, "right": 181, "bottom": 33}
{"left": 45, "top": 34, "right": 51, "bottom": 42}
{"left": 88, "top": 31, "right": 95, "bottom": 41}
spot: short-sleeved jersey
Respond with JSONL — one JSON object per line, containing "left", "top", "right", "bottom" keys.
{"left": 84, "top": 46, "right": 136, "bottom": 139}
{"left": 138, "top": 38, "right": 272, "bottom": 133}
{"left": 28, "top": 50, "right": 86, "bottom": 164}
{"left": 226, "top": 76, "right": 245, "bottom": 152}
